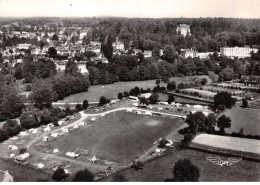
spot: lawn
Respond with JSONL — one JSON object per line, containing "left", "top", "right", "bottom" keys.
{"left": 58, "top": 76, "right": 210, "bottom": 103}
{"left": 221, "top": 107, "right": 260, "bottom": 136}
{"left": 0, "top": 159, "right": 52, "bottom": 182}
{"left": 192, "top": 134, "right": 260, "bottom": 154}
{"left": 45, "top": 111, "right": 184, "bottom": 164}
{"left": 100, "top": 147, "right": 259, "bottom": 182}
{"left": 181, "top": 88, "right": 216, "bottom": 97}
{"left": 58, "top": 80, "right": 166, "bottom": 103}
{"left": 168, "top": 75, "right": 212, "bottom": 85}
{"left": 158, "top": 93, "right": 209, "bottom": 104}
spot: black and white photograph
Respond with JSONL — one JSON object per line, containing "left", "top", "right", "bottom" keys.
{"left": 0, "top": 0, "right": 259, "bottom": 182}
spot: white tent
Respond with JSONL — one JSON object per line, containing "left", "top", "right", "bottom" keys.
{"left": 79, "top": 122, "right": 85, "bottom": 127}
{"left": 91, "top": 118, "right": 96, "bottom": 121}
{"left": 132, "top": 102, "right": 138, "bottom": 106}
{"left": 37, "top": 163, "right": 45, "bottom": 169}
{"left": 20, "top": 131, "right": 27, "bottom": 136}
{"left": 44, "top": 127, "right": 51, "bottom": 132}
{"left": 203, "top": 112, "right": 209, "bottom": 116}
{"left": 43, "top": 136, "right": 49, "bottom": 141}
{"left": 185, "top": 104, "right": 191, "bottom": 107}
{"left": 9, "top": 153, "right": 15, "bottom": 158}
{"left": 51, "top": 133, "right": 59, "bottom": 138}
{"left": 73, "top": 124, "right": 79, "bottom": 129}
{"left": 191, "top": 110, "right": 196, "bottom": 114}
{"left": 8, "top": 145, "right": 18, "bottom": 150}
{"left": 89, "top": 156, "right": 98, "bottom": 163}
{"left": 16, "top": 153, "right": 29, "bottom": 161}
{"left": 145, "top": 111, "right": 152, "bottom": 116}
{"left": 158, "top": 107, "right": 163, "bottom": 110}
{"left": 165, "top": 139, "right": 173, "bottom": 147}
{"left": 58, "top": 120, "right": 64, "bottom": 126}
{"left": 194, "top": 105, "right": 203, "bottom": 109}
{"left": 53, "top": 149, "right": 59, "bottom": 153}
{"left": 62, "top": 128, "right": 69, "bottom": 133}
{"left": 29, "top": 128, "right": 38, "bottom": 134}
{"left": 126, "top": 108, "right": 132, "bottom": 112}
{"left": 66, "top": 152, "right": 80, "bottom": 158}
{"left": 136, "top": 111, "right": 142, "bottom": 114}
{"left": 47, "top": 123, "right": 54, "bottom": 128}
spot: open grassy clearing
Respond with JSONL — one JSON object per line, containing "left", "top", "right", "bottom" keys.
{"left": 221, "top": 107, "right": 260, "bottom": 135}
{"left": 158, "top": 93, "right": 210, "bottom": 104}
{"left": 181, "top": 88, "right": 216, "bottom": 97}
{"left": 43, "top": 111, "right": 184, "bottom": 164}
{"left": 58, "top": 76, "right": 210, "bottom": 103}
{"left": 0, "top": 159, "right": 52, "bottom": 182}
{"left": 100, "top": 147, "right": 259, "bottom": 182}
{"left": 192, "top": 134, "right": 260, "bottom": 154}
{"left": 58, "top": 80, "right": 166, "bottom": 103}
{"left": 168, "top": 75, "right": 212, "bottom": 85}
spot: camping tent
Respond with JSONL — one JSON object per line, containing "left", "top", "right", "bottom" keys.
{"left": 145, "top": 111, "right": 152, "bottom": 116}
{"left": 53, "top": 149, "right": 59, "bottom": 153}
{"left": 8, "top": 145, "right": 18, "bottom": 150}
{"left": 37, "top": 163, "right": 44, "bottom": 169}
{"left": 44, "top": 127, "right": 51, "bottom": 132}
{"left": 20, "top": 131, "right": 27, "bottom": 136}
{"left": 91, "top": 118, "right": 96, "bottom": 121}
{"left": 43, "top": 136, "right": 49, "bottom": 141}
{"left": 51, "top": 133, "right": 59, "bottom": 138}
{"left": 126, "top": 108, "right": 132, "bottom": 112}
{"left": 66, "top": 152, "right": 80, "bottom": 158}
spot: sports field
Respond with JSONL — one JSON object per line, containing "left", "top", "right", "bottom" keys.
{"left": 44, "top": 111, "right": 184, "bottom": 164}
{"left": 221, "top": 107, "right": 260, "bottom": 136}
{"left": 192, "top": 134, "right": 260, "bottom": 154}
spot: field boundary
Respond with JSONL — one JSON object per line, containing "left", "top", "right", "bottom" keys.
{"left": 186, "top": 143, "right": 260, "bottom": 162}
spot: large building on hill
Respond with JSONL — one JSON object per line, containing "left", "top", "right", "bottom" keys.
{"left": 112, "top": 37, "right": 124, "bottom": 51}
{"left": 220, "top": 46, "right": 258, "bottom": 59}
{"left": 176, "top": 24, "right": 191, "bottom": 37}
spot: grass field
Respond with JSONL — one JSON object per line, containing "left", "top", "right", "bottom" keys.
{"left": 168, "top": 75, "right": 212, "bottom": 85}
{"left": 181, "top": 88, "right": 216, "bottom": 97}
{"left": 158, "top": 93, "right": 209, "bottom": 104}
{"left": 44, "top": 111, "right": 184, "bottom": 164}
{"left": 100, "top": 147, "right": 259, "bottom": 182}
{"left": 58, "top": 76, "right": 210, "bottom": 103}
{"left": 58, "top": 80, "right": 166, "bottom": 103}
{"left": 192, "top": 134, "right": 260, "bottom": 154}
{"left": 221, "top": 107, "right": 260, "bottom": 135}
{"left": 0, "top": 159, "right": 52, "bottom": 182}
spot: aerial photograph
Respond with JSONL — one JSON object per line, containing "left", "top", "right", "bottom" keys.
{"left": 0, "top": 0, "right": 259, "bottom": 182}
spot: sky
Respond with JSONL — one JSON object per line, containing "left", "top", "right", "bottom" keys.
{"left": 0, "top": 0, "right": 259, "bottom": 18}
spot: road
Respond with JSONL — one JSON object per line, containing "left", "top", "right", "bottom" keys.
{"left": 26, "top": 107, "right": 186, "bottom": 173}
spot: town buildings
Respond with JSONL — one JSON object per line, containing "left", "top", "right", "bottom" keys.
{"left": 176, "top": 24, "right": 191, "bottom": 37}
{"left": 220, "top": 47, "right": 258, "bottom": 59}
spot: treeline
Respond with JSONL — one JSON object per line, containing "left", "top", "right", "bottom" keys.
{"left": 90, "top": 17, "right": 260, "bottom": 52}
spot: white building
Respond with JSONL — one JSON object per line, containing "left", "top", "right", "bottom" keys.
{"left": 143, "top": 50, "right": 152, "bottom": 58}
{"left": 112, "top": 37, "right": 124, "bottom": 51}
{"left": 176, "top": 24, "right": 191, "bottom": 37}
{"left": 17, "top": 43, "right": 31, "bottom": 50}
{"left": 220, "top": 47, "right": 258, "bottom": 59}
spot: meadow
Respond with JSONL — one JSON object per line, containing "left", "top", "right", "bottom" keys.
{"left": 44, "top": 111, "right": 184, "bottom": 164}
{"left": 221, "top": 107, "right": 260, "bottom": 136}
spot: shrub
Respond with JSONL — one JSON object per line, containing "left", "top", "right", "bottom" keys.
{"left": 53, "top": 167, "right": 68, "bottom": 182}
{"left": 123, "top": 91, "right": 129, "bottom": 97}
{"left": 117, "top": 92, "right": 123, "bottom": 100}
{"left": 99, "top": 96, "right": 108, "bottom": 106}
{"left": 73, "top": 169, "right": 94, "bottom": 182}
{"left": 149, "top": 92, "right": 159, "bottom": 104}
{"left": 82, "top": 100, "right": 89, "bottom": 110}
{"left": 0, "top": 128, "right": 9, "bottom": 142}
{"left": 76, "top": 103, "right": 82, "bottom": 111}
{"left": 173, "top": 159, "right": 200, "bottom": 182}
{"left": 158, "top": 138, "right": 169, "bottom": 148}
{"left": 201, "top": 78, "right": 208, "bottom": 85}
{"left": 112, "top": 174, "right": 128, "bottom": 182}
{"left": 131, "top": 161, "right": 144, "bottom": 171}
{"left": 19, "top": 148, "right": 27, "bottom": 154}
